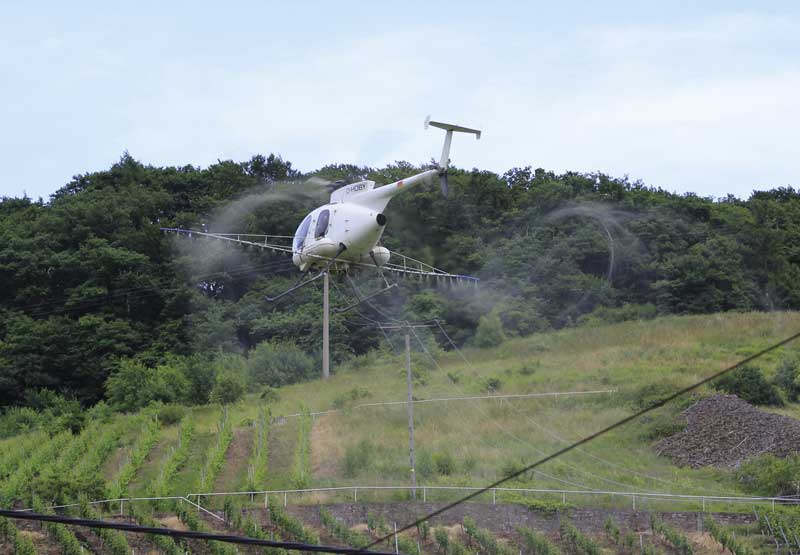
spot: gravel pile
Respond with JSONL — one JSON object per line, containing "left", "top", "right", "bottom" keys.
{"left": 656, "top": 394, "right": 800, "bottom": 468}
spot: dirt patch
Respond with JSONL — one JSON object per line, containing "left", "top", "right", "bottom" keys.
{"left": 214, "top": 427, "right": 254, "bottom": 492}
{"left": 656, "top": 395, "right": 800, "bottom": 467}
{"left": 689, "top": 531, "right": 724, "bottom": 554}
{"left": 157, "top": 515, "right": 190, "bottom": 531}
{"left": 311, "top": 414, "right": 342, "bottom": 479}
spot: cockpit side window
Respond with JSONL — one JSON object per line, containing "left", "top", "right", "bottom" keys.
{"left": 315, "top": 209, "right": 330, "bottom": 239}
{"left": 293, "top": 215, "right": 312, "bottom": 251}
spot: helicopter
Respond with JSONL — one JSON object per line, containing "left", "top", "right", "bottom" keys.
{"left": 161, "top": 118, "right": 482, "bottom": 307}
{"left": 266, "top": 117, "right": 482, "bottom": 302}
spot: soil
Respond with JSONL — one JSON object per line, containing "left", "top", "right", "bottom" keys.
{"left": 311, "top": 414, "right": 342, "bottom": 480}
{"left": 214, "top": 427, "right": 254, "bottom": 492}
{"left": 656, "top": 394, "right": 800, "bottom": 468}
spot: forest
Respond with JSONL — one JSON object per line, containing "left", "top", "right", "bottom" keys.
{"left": 1, "top": 152, "right": 799, "bottom": 416}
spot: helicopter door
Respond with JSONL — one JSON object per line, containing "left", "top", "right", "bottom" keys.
{"left": 315, "top": 209, "right": 330, "bottom": 239}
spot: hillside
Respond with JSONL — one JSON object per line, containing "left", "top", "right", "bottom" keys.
{"left": 3, "top": 311, "right": 800, "bottom": 554}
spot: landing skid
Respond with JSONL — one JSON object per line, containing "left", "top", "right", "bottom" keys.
{"left": 264, "top": 243, "right": 346, "bottom": 302}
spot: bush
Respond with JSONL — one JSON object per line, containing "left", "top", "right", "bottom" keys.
{"left": 343, "top": 439, "right": 376, "bottom": 477}
{"left": 481, "top": 376, "right": 503, "bottom": 393}
{"left": 154, "top": 403, "right": 187, "bottom": 425}
{"left": 105, "top": 358, "right": 191, "bottom": 411}
{"left": 519, "top": 526, "right": 561, "bottom": 555}
{"left": 0, "top": 406, "right": 44, "bottom": 438}
{"left": 775, "top": 357, "right": 800, "bottom": 402}
{"left": 248, "top": 340, "right": 314, "bottom": 387}
{"left": 578, "top": 303, "right": 658, "bottom": 326}
{"left": 713, "top": 365, "right": 783, "bottom": 406}
{"left": 737, "top": 453, "right": 800, "bottom": 496}
{"left": 473, "top": 312, "right": 506, "bottom": 348}
{"left": 433, "top": 452, "right": 457, "bottom": 475}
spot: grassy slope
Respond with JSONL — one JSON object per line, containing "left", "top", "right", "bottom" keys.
{"left": 5, "top": 311, "right": 799, "bottom": 514}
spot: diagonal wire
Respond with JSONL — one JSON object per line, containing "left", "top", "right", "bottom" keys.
{"left": 434, "top": 320, "right": 730, "bottom": 496}
{"left": 0, "top": 509, "right": 396, "bottom": 555}
{"left": 365, "top": 327, "right": 800, "bottom": 549}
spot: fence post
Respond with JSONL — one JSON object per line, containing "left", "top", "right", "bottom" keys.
{"left": 354, "top": 488, "right": 358, "bottom": 503}
{"left": 492, "top": 489, "right": 496, "bottom": 505}
{"left": 284, "top": 492, "right": 287, "bottom": 507}
{"left": 423, "top": 488, "right": 427, "bottom": 503}
{"left": 264, "top": 494, "right": 268, "bottom": 509}
{"left": 120, "top": 499, "right": 123, "bottom": 516}
{"left": 702, "top": 497, "right": 705, "bottom": 512}
{"left": 562, "top": 492, "right": 566, "bottom": 504}
{"left": 632, "top": 496, "right": 636, "bottom": 511}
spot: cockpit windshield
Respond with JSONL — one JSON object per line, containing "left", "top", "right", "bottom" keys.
{"left": 293, "top": 215, "right": 312, "bottom": 251}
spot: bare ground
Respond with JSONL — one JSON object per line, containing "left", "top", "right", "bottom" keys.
{"left": 214, "top": 427, "right": 254, "bottom": 493}
{"left": 311, "top": 414, "right": 342, "bottom": 480}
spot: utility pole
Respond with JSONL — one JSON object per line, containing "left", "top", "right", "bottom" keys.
{"left": 322, "top": 271, "right": 330, "bottom": 379}
{"left": 405, "top": 331, "right": 417, "bottom": 498}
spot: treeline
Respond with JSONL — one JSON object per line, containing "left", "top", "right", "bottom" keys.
{"left": 1, "top": 152, "right": 799, "bottom": 413}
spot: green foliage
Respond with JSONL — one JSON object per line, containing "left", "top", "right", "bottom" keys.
{"left": 650, "top": 515, "right": 693, "bottom": 555}
{"left": 519, "top": 526, "right": 561, "bottom": 555}
{"left": 704, "top": 518, "right": 753, "bottom": 555}
{"left": 775, "top": 357, "right": 800, "bottom": 402}
{"left": 320, "top": 507, "right": 370, "bottom": 548}
{"left": 603, "top": 517, "right": 620, "bottom": 544}
{"left": 559, "top": 519, "right": 600, "bottom": 555}
{"left": 79, "top": 497, "right": 130, "bottom": 555}
{"left": 737, "top": 453, "right": 800, "bottom": 496}
{"left": 155, "top": 403, "right": 186, "bottom": 425}
{"left": 463, "top": 516, "right": 512, "bottom": 555}
{"left": 332, "top": 386, "right": 370, "bottom": 409}
{"left": 434, "top": 527, "right": 449, "bottom": 554}
{"left": 149, "top": 412, "right": 195, "bottom": 503}
{"left": 199, "top": 408, "right": 234, "bottom": 494}
{"left": 32, "top": 497, "right": 84, "bottom": 555}
{"left": 247, "top": 407, "right": 270, "bottom": 490}
{"left": 344, "top": 439, "right": 376, "bottom": 478}
{"left": 433, "top": 451, "right": 457, "bottom": 476}
{"left": 210, "top": 354, "right": 248, "bottom": 405}
{"left": 578, "top": 303, "right": 658, "bottom": 326}
{"left": 269, "top": 504, "right": 320, "bottom": 545}
{"left": 108, "top": 416, "right": 161, "bottom": 500}
{"left": 4, "top": 152, "right": 800, "bottom": 410}
{"left": 292, "top": 406, "right": 312, "bottom": 488}
{"left": 105, "top": 359, "right": 191, "bottom": 412}
{"left": 713, "top": 365, "right": 783, "bottom": 406}
{"left": 0, "top": 516, "right": 38, "bottom": 555}
{"left": 473, "top": 312, "right": 506, "bottom": 348}
{"left": 248, "top": 340, "right": 315, "bottom": 387}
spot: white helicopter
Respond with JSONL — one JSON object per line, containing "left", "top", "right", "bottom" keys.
{"left": 161, "top": 117, "right": 481, "bottom": 307}
{"left": 269, "top": 118, "right": 482, "bottom": 302}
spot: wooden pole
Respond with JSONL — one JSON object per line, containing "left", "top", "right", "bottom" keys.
{"left": 405, "top": 332, "right": 417, "bottom": 499}
{"left": 323, "top": 272, "right": 330, "bottom": 379}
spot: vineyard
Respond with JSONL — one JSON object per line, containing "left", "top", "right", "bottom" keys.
{"left": 2, "top": 312, "right": 800, "bottom": 554}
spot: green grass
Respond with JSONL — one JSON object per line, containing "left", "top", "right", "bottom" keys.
{"left": 3, "top": 311, "right": 800, "bottom": 514}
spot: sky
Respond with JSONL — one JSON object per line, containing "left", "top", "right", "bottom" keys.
{"left": 0, "top": 1, "right": 798, "bottom": 200}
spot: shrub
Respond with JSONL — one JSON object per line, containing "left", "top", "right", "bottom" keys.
{"left": 155, "top": 403, "right": 187, "bottom": 425}
{"left": 518, "top": 526, "right": 561, "bottom": 555}
{"left": 737, "top": 453, "right": 800, "bottom": 496}
{"left": 559, "top": 519, "right": 600, "bottom": 555}
{"left": 603, "top": 517, "right": 620, "bottom": 544}
{"left": 343, "top": 439, "right": 376, "bottom": 477}
{"left": 433, "top": 452, "right": 457, "bottom": 476}
{"left": 0, "top": 406, "right": 44, "bottom": 438}
{"left": 713, "top": 365, "right": 783, "bottom": 406}
{"left": 481, "top": 376, "right": 503, "bottom": 393}
{"left": 578, "top": 303, "right": 658, "bottom": 326}
{"left": 211, "top": 362, "right": 247, "bottom": 405}
{"left": 248, "top": 340, "right": 314, "bottom": 387}
{"left": 473, "top": 312, "right": 506, "bottom": 348}
{"left": 650, "top": 515, "right": 692, "bottom": 555}
{"left": 260, "top": 386, "right": 280, "bottom": 403}
{"left": 105, "top": 358, "right": 191, "bottom": 411}
{"left": 775, "top": 357, "right": 800, "bottom": 402}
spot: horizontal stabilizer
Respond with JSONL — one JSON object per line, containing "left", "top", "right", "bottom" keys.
{"left": 424, "top": 117, "right": 482, "bottom": 140}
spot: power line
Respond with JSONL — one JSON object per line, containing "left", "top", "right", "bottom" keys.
{"left": 433, "top": 321, "right": 730, "bottom": 496}
{"left": 366, "top": 327, "right": 800, "bottom": 548}
{"left": 0, "top": 509, "right": 397, "bottom": 555}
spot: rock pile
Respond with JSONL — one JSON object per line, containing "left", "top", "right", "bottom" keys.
{"left": 656, "top": 394, "right": 800, "bottom": 468}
